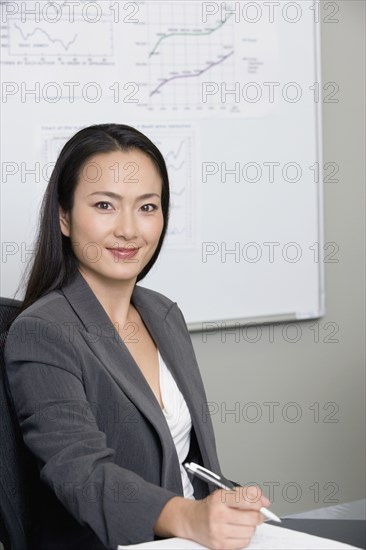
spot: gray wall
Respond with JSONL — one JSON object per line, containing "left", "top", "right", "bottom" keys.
{"left": 191, "top": 0, "right": 365, "bottom": 516}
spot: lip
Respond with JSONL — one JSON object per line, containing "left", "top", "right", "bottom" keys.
{"left": 107, "top": 247, "right": 139, "bottom": 260}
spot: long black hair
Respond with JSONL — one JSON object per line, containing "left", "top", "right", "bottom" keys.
{"left": 18, "top": 123, "right": 170, "bottom": 314}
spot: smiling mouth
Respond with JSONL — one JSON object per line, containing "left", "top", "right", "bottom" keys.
{"left": 107, "top": 247, "right": 139, "bottom": 260}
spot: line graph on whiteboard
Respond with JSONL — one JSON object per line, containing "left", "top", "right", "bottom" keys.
{"left": 134, "top": 124, "right": 199, "bottom": 248}
{"left": 136, "top": 2, "right": 235, "bottom": 111}
{"left": 132, "top": 1, "right": 278, "bottom": 114}
{"left": 0, "top": 0, "right": 115, "bottom": 65}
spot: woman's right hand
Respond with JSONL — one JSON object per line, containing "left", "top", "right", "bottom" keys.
{"left": 155, "top": 486, "right": 270, "bottom": 550}
{"left": 184, "top": 486, "right": 270, "bottom": 550}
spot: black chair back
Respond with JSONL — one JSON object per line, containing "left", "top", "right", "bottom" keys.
{"left": 0, "top": 298, "right": 40, "bottom": 550}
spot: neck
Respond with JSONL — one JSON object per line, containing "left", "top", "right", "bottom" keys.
{"left": 77, "top": 268, "right": 137, "bottom": 326}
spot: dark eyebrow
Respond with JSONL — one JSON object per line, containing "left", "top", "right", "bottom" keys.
{"left": 88, "top": 192, "right": 161, "bottom": 200}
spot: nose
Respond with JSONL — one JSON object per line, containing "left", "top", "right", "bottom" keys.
{"left": 113, "top": 209, "right": 138, "bottom": 242}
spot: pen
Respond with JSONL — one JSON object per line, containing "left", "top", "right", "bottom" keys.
{"left": 184, "top": 462, "right": 281, "bottom": 523}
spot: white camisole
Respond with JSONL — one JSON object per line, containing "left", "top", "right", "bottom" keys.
{"left": 157, "top": 350, "right": 195, "bottom": 499}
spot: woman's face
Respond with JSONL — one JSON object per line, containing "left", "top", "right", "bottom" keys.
{"left": 59, "top": 149, "right": 164, "bottom": 287}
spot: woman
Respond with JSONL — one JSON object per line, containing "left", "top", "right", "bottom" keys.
{"left": 4, "top": 124, "right": 270, "bottom": 549}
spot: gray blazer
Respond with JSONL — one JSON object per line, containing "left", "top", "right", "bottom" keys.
{"left": 4, "top": 270, "right": 235, "bottom": 549}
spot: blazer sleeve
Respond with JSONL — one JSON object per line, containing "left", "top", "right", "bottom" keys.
{"left": 4, "top": 314, "right": 180, "bottom": 549}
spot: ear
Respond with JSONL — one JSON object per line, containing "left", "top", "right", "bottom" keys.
{"left": 59, "top": 206, "right": 70, "bottom": 237}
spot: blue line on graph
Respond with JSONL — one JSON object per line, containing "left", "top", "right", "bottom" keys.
{"left": 150, "top": 50, "right": 234, "bottom": 97}
{"left": 165, "top": 140, "right": 186, "bottom": 162}
{"left": 168, "top": 226, "right": 186, "bottom": 235}
{"left": 148, "top": 14, "right": 233, "bottom": 58}
{"left": 171, "top": 187, "right": 186, "bottom": 196}
{"left": 168, "top": 161, "right": 186, "bottom": 171}
{"left": 14, "top": 23, "right": 78, "bottom": 51}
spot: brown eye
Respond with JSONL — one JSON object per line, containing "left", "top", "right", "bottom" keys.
{"left": 141, "top": 204, "right": 157, "bottom": 212}
{"left": 95, "top": 202, "right": 112, "bottom": 210}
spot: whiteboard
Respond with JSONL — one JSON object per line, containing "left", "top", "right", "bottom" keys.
{"left": 0, "top": 1, "right": 325, "bottom": 330}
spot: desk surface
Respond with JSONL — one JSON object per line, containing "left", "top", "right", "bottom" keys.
{"left": 269, "top": 519, "right": 365, "bottom": 550}
{"left": 285, "top": 500, "right": 366, "bottom": 521}
{"left": 276, "top": 500, "right": 366, "bottom": 549}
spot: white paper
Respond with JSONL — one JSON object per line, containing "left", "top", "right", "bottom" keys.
{"left": 118, "top": 523, "right": 361, "bottom": 549}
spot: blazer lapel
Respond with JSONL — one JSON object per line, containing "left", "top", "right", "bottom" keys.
{"left": 131, "top": 289, "right": 217, "bottom": 474}
{"left": 59, "top": 271, "right": 184, "bottom": 494}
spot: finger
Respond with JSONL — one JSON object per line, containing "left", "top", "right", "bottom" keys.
{"left": 244, "top": 485, "right": 264, "bottom": 503}
{"left": 225, "top": 509, "right": 264, "bottom": 527}
{"left": 221, "top": 487, "right": 263, "bottom": 511}
{"left": 225, "top": 524, "right": 256, "bottom": 540}
{"left": 219, "top": 523, "right": 258, "bottom": 547}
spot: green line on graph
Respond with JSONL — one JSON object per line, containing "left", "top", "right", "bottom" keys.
{"left": 148, "top": 13, "right": 233, "bottom": 58}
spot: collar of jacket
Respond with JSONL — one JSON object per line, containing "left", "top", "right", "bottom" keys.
{"left": 59, "top": 269, "right": 215, "bottom": 495}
